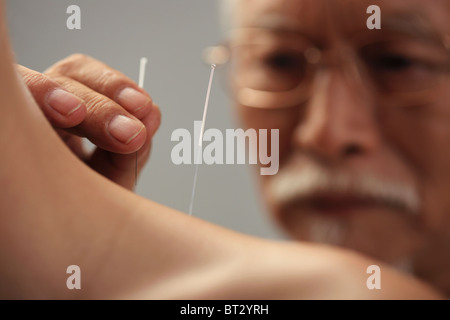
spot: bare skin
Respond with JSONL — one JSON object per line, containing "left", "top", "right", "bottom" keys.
{"left": 231, "top": 0, "right": 450, "bottom": 294}
{"left": 0, "top": 1, "right": 442, "bottom": 299}
{"left": 17, "top": 55, "right": 161, "bottom": 190}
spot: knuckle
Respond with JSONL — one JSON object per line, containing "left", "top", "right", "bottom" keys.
{"left": 97, "top": 69, "right": 117, "bottom": 90}
{"left": 97, "top": 69, "right": 131, "bottom": 96}
{"left": 22, "top": 71, "right": 51, "bottom": 89}
{"left": 48, "top": 53, "right": 91, "bottom": 75}
{"left": 66, "top": 53, "right": 90, "bottom": 62}
{"left": 85, "top": 94, "right": 118, "bottom": 120}
{"left": 49, "top": 75, "right": 71, "bottom": 85}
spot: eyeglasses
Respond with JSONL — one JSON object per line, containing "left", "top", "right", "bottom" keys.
{"left": 207, "top": 27, "right": 450, "bottom": 109}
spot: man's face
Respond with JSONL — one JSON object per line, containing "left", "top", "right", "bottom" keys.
{"left": 230, "top": 0, "right": 450, "bottom": 291}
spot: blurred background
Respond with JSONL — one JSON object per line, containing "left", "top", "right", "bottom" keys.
{"left": 5, "top": 0, "right": 284, "bottom": 239}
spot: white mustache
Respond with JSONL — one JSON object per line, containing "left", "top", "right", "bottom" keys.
{"left": 270, "top": 162, "right": 420, "bottom": 214}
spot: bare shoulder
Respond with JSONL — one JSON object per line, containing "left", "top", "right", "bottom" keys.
{"left": 243, "top": 241, "right": 445, "bottom": 300}
{"left": 159, "top": 239, "right": 444, "bottom": 300}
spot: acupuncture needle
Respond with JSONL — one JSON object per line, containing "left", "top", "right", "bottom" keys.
{"left": 135, "top": 57, "right": 148, "bottom": 186}
{"left": 188, "top": 64, "right": 217, "bottom": 216}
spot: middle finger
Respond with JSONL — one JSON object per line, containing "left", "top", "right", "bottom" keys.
{"left": 53, "top": 75, "right": 148, "bottom": 154}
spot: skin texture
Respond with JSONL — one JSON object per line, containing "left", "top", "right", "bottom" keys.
{"left": 0, "top": 0, "right": 443, "bottom": 299}
{"left": 17, "top": 57, "right": 161, "bottom": 190}
{"left": 230, "top": 0, "right": 450, "bottom": 293}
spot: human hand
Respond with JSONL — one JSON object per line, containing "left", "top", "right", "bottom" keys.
{"left": 17, "top": 54, "right": 161, "bottom": 190}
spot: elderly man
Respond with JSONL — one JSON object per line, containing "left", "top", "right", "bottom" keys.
{"left": 220, "top": 0, "right": 450, "bottom": 293}
{"left": 10, "top": 0, "right": 450, "bottom": 298}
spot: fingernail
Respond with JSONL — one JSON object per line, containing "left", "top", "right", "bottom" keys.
{"left": 108, "top": 115, "right": 144, "bottom": 144}
{"left": 116, "top": 87, "right": 152, "bottom": 113}
{"left": 47, "top": 89, "right": 83, "bottom": 116}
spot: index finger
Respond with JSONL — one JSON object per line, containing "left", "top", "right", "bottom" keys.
{"left": 45, "top": 54, "right": 153, "bottom": 120}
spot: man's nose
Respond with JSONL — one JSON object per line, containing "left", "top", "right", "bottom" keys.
{"left": 294, "top": 69, "right": 380, "bottom": 160}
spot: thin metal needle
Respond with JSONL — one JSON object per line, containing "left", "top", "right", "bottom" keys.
{"left": 135, "top": 57, "right": 148, "bottom": 187}
{"left": 188, "top": 64, "right": 216, "bottom": 216}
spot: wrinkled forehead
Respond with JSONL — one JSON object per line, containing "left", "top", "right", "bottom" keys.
{"left": 233, "top": 0, "right": 450, "bottom": 41}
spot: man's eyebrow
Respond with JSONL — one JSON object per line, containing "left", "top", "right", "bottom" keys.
{"left": 382, "top": 12, "right": 447, "bottom": 45}
{"left": 240, "top": 13, "right": 308, "bottom": 34}
{"left": 231, "top": 13, "right": 316, "bottom": 45}
{"left": 233, "top": 11, "right": 450, "bottom": 50}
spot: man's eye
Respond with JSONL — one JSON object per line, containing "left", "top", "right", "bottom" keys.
{"left": 373, "top": 54, "right": 415, "bottom": 71}
{"left": 264, "top": 52, "right": 303, "bottom": 71}
{"left": 363, "top": 50, "right": 444, "bottom": 93}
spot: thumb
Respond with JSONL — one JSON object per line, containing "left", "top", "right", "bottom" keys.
{"left": 17, "top": 64, "right": 87, "bottom": 128}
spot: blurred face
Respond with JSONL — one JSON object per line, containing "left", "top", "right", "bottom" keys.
{"left": 229, "top": 0, "right": 450, "bottom": 292}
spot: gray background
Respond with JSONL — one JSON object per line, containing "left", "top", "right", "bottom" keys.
{"left": 5, "top": 0, "right": 284, "bottom": 239}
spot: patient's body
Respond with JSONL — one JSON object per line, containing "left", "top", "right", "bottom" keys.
{"left": 0, "top": 0, "right": 441, "bottom": 299}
